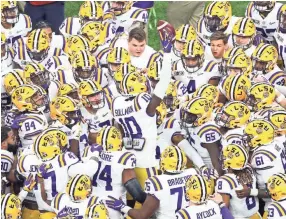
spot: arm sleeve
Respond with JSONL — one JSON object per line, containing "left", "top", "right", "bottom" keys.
{"left": 220, "top": 206, "right": 234, "bottom": 219}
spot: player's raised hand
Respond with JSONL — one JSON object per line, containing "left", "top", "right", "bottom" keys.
{"left": 157, "top": 20, "right": 175, "bottom": 53}
{"left": 106, "top": 196, "right": 131, "bottom": 214}
{"left": 23, "top": 173, "right": 36, "bottom": 192}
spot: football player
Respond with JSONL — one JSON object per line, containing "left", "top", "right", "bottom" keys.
{"left": 106, "top": 146, "right": 197, "bottom": 218}
{"left": 1, "top": 32, "right": 15, "bottom": 72}
{"left": 251, "top": 43, "right": 286, "bottom": 86}
{"left": 243, "top": 119, "right": 286, "bottom": 218}
{"left": 57, "top": 83, "right": 81, "bottom": 104}
{"left": 78, "top": 80, "right": 113, "bottom": 134}
{"left": 177, "top": 175, "right": 233, "bottom": 219}
{"left": 1, "top": 193, "right": 22, "bottom": 219}
{"left": 51, "top": 174, "right": 106, "bottom": 219}
{"left": 269, "top": 110, "right": 286, "bottom": 140}
{"left": 225, "top": 53, "right": 253, "bottom": 77}
{"left": 85, "top": 203, "right": 110, "bottom": 219}
{"left": 49, "top": 96, "right": 89, "bottom": 158}
{"left": 274, "top": 4, "right": 286, "bottom": 71}
{"left": 176, "top": 97, "right": 223, "bottom": 176}
{"left": 229, "top": 17, "right": 257, "bottom": 56}
{"left": 215, "top": 101, "right": 251, "bottom": 147}
{"left": 172, "top": 39, "right": 221, "bottom": 94}
{"left": 216, "top": 144, "right": 261, "bottom": 218}
{"left": 245, "top": 1, "right": 283, "bottom": 43}
{"left": 109, "top": 1, "right": 148, "bottom": 34}
{"left": 13, "top": 29, "right": 66, "bottom": 69}
{"left": 266, "top": 173, "right": 286, "bottom": 219}
{"left": 1, "top": 1, "right": 32, "bottom": 45}
{"left": 197, "top": 1, "right": 240, "bottom": 46}
{"left": 111, "top": 52, "right": 172, "bottom": 208}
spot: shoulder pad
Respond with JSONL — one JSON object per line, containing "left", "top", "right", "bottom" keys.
{"left": 22, "top": 14, "right": 32, "bottom": 29}
{"left": 118, "top": 152, "right": 136, "bottom": 168}
{"left": 197, "top": 124, "right": 221, "bottom": 143}
{"left": 246, "top": 2, "right": 254, "bottom": 17}
{"left": 87, "top": 196, "right": 101, "bottom": 207}
{"left": 196, "top": 17, "right": 204, "bottom": 33}
{"left": 59, "top": 17, "right": 75, "bottom": 36}
{"left": 172, "top": 60, "right": 180, "bottom": 72}
{"left": 134, "top": 93, "right": 152, "bottom": 111}
{"left": 52, "top": 48, "right": 64, "bottom": 57}
{"left": 146, "top": 51, "right": 163, "bottom": 68}
{"left": 8, "top": 47, "right": 16, "bottom": 58}
{"left": 130, "top": 9, "right": 148, "bottom": 23}
{"left": 58, "top": 152, "right": 78, "bottom": 167}
{"left": 17, "top": 155, "right": 29, "bottom": 174}
{"left": 145, "top": 176, "right": 163, "bottom": 193}
{"left": 164, "top": 117, "right": 177, "bottom": 129}
{"left": 176, "top": 208, "right": 191, "bottom": 219}
{"left": 52, "top": 192, "right": 67, "bottom": 210}
{"left": 13, "top": 37, "right": 26, "bottom": 60}
{"left": 203, "top": 60, "right": 217, "bottom": 72}
{"left": 216, "top": 176, "right": 237, "bottom": 194}
{"left": 268, "top": 202, "right": 286, "bottom": 218}
{"left": 251, "top": 149, "right": 276, "bottom": 169}
{"left": 268, "top": 71, "right": 286, "bottom": 86}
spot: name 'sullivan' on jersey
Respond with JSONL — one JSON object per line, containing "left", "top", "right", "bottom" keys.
{"left": 114, "top": 105, "right": 134, "bottom": 117}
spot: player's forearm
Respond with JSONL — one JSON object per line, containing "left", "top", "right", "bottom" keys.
{"left": 128, "top": 209, "right": 153, "bottom": 219}
{"left": 220, "top": 205, "right": 234, "bottom": 219}
{"left": 250, "top": 188, "right": 270, "bottom": 199}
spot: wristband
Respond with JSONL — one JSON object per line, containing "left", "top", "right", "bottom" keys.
{"left": 219, "top": 202, "right": 225, "bottom": 208}
{"left": 276, "top": 94, "right": 284, "bottom": 103}
{"left": 250, "top": 188, "right": 258, "bottom": 196}
{"left": 121, "top": 205, "right": 132, "bottom": 215}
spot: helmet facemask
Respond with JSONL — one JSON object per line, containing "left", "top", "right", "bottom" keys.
{"left": 108, "top": 63, "right": 121, "bottom": 78}
{"left": 252, "top": 58, "right": 268, "bottom": 75}
{"left": 215, "top": 110, "right": 233, "bottom": 128}
{"left": 2, "top": 5, "right": 19, "bottom": 24}
{"left": 110, "top": 1, "right": 127, "bottom": 15}
{"left": 27, "top": 48, "right": 49, "bottom": 62}
{"left": 204, "top": 15, "right": 223, "bottom": 32}
{"left": 64, "top": 110, "right": 82, "bottom": 127}
{"left": 233, "top": 35, "right": 253, "bottom": 50}
{"left": 245, "top": 94, "right": 260, "bottom": 111}
{"left": 279, "top": 11, "right": 286, "bottom": 33}
{"left": 73, "top": 66, "right": 96, "bottom": 83}
{"left": 29, "top": 70, "right": 51, "bottom": 90}
{"left": 181, "top": 109, "right": 198, "bottom": 129}
{"left": 173, "top": 40, "right": 186, "bottom": 57}
{"left": 30, "top": 89, "right": 48, "bottom": 111}
{"left": 85, "top": 91, "right": 105, "bottom": 109}
{"left": 182, "top": 55, "right": 203, "bottom": 73}
{"left": 254, "top": 1, "right": 274, "bottom": 12}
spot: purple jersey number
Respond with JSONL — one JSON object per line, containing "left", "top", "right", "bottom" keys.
{"left": 170, "top": 187, "right": 187, "bottom": 212}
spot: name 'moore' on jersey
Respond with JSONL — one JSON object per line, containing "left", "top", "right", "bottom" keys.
{"left": 144, "top": 168, "right": 197, "bottom": 219}
{"left": 112, "top": 92, "right": 157, "bottom": 168}
{"left": 245, "top": 2, "right": 283, "bottom": 42}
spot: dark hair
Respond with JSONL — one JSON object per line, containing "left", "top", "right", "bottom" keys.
{"left": 210, "top": 31, "right": 228, "bottom": 45}
{"left": 128, "top": 27, "right": 146, "bottom": 42}
{"left": 35, "top": 21, "right": 52, "bottom": 29}
{"left": 1, "top": 126, "right": 12, "bottom": 143}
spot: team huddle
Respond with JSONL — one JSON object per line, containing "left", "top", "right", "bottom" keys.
{"left": 1, "top": 0, "right": 286, "bottom": 219}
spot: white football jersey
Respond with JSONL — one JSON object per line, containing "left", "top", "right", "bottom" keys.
{"left": 274, "top": 30, "right": 286, "bottom": 71}
{"left": 51, "top": 193, "right": 105, "bottom": 218}
{"left": 1, "top": 150, "right": 14, "bottom": 174}
{"left": 1, "top": 48, "right": 15, "bottom": 72}
{"left": 221, "top": 127, "right": 244, "bottom": 147}
{"left": 112, "top": 92, "right": 157, "bottom": 168}
{"left": 245, "top": 2, "right": 283, "bottom": 42}
{"left": 81, "top": 95, "right": 113, "bottom": 133}
{"left": 41, "top": 152, "right": 79, "bottom": 201}
{"left": 1, "top": 14, "right": 32, "bottom": 46}
{"left": 114, "top": 7, "right": 148, "bottom": 33}
{"left": 144, "top": 168, "right": 198, "bottom": 219}
{"left": 216, "top": 172, "right": 259, "bottom": 218}
{"left": 267, "top": 200, "right": 286, "bottom": 219}
{"left": 251, "top": 140, "right": 286, "bottom": 210}
{"left": 176, "top": 200, "right": 222, "bottom": 219}
{"left": 11, "top": 112, "right": 48, "bottom": 149}
{"left": 264, "top": 65, "right": 286, "bottom": 86}
{"left": 197, "top": 16, "right": 241, "bottom": 46}
{"left": 172, "top": 59, "right": 220, "bottom": 94}
{"left": 45, "top": 55, "right": 72, "bottom": 73}
{"left": 51, "top": 34, "right": 66, "bottom": 51}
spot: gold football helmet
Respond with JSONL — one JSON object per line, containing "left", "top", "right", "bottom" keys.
{"left": 1, "top": 1, "right": 19, "bottom": 24}
{"left": 193, "top": 84, "right": 219, "bottom": 107}
{"left": 79, "top": 79, "right": 105, "bottom": 109}
{"left": 246, "top": 82, "right": 276, "bottom": 111}
{"left": 160, "top": 146, "right": 187, "bottom": 174}
{"left": 215, "top": 101, "right": 251, "bottom": 128}
{"left": 164, "top": 81, "right": 180, "bottom": 113}
{"left": 156, "top": 101, "right": 167, "bottom": 127}
{"left": 3, "top": 69, "right": 25, "bottom": 95}
{"left": 50, "top": 96, "right": 82, "bottom": 126}
{"left": 253, "top": 1, "right": 275, "bottom": 12}
{"left": 120, "top": 72, "right": 150, "bottom": 96}
{"left": 219, "top": 47, "right": 245, "bottom": 75}
{"left": 174, "top": 24, "right": 197, "bottom": 57}
{"left": 147, "top": 59, "right": 162, "bottom": 84}
{"left": 1, "top": 193, "right": 21, "bottom": 219}
{"left": 267, "top": 173, "right": 286, "bottom": 201}
{"left": 96, "top": 126, "right": 123, "bottom": 151}
{"left": 110, "top": 1, "right": 133, "bottom": 15}
{"left": 114, "top": 63, "right": 137, "bottom": 90}
{"left": 23, "top": 62, "right": 50, "bottom": 89}
{"left": 222, "top": 144, "right": 249, "bottom": 170}
{"left": 278, "top": 4, "right": 286, "bottom": 33}
{"left": 232, "top": 17, "right": 256, "bottom": 50}
{"left": 26, "top": 29, "right": 50, "bottom": 62}
{"left": 42, "top": 127, "right": 69, "bottom": 153}
{"left": 270, "top": 110, "right": 286, "bottom": 136}
{"left": 57, "top": 83, "right": 80, "bottom": 102}
{"left": 80, "top": 21, "right": 105, "bottom": 46}
{"left": 181, "top": 39, "right": 205, "bottom": 73}
{"left": 1, "top": 32, "right": 8, "bottom": 60}
{"left": 226, "top": 53, "right": 253, "bottom": 77}
{"left": 78, "top": 1, "right": 103, "bottom": 24}
{"left": 11, "top": 84, "right": 48, "bottom": 112}
{"left": 85, "top": 204, "right": 110, "bottom": 219}
{"left": 252, "top": 43, "right": 278, "bottom": 74}
{"left": 181, "top": 97, "right": 212, "bottom": 128}
{"left": 185, "top": 174, "right": 211, "bottom": 204}
{"left": 72, "top": 50, "right": 100, "bottom": 83}
{"left": 107, "top": 47, "right": 131, "bottom": 76}
{"left": 204, "top": 1, "right": 232, "bottom": 32}
{"left": 65, "top": 35, "right": 92, "bottom": 63}
{"left": 66, "top": 174, "right": 92, "bottom": 202}
{"left": 222, "top": 74, "right": 251, "bottom": 101}
{"left": 243, "top": 119, "right": 275, "bottom": 149}
{"left": 33, "top": 128, "right": 62, "bottom": 162}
